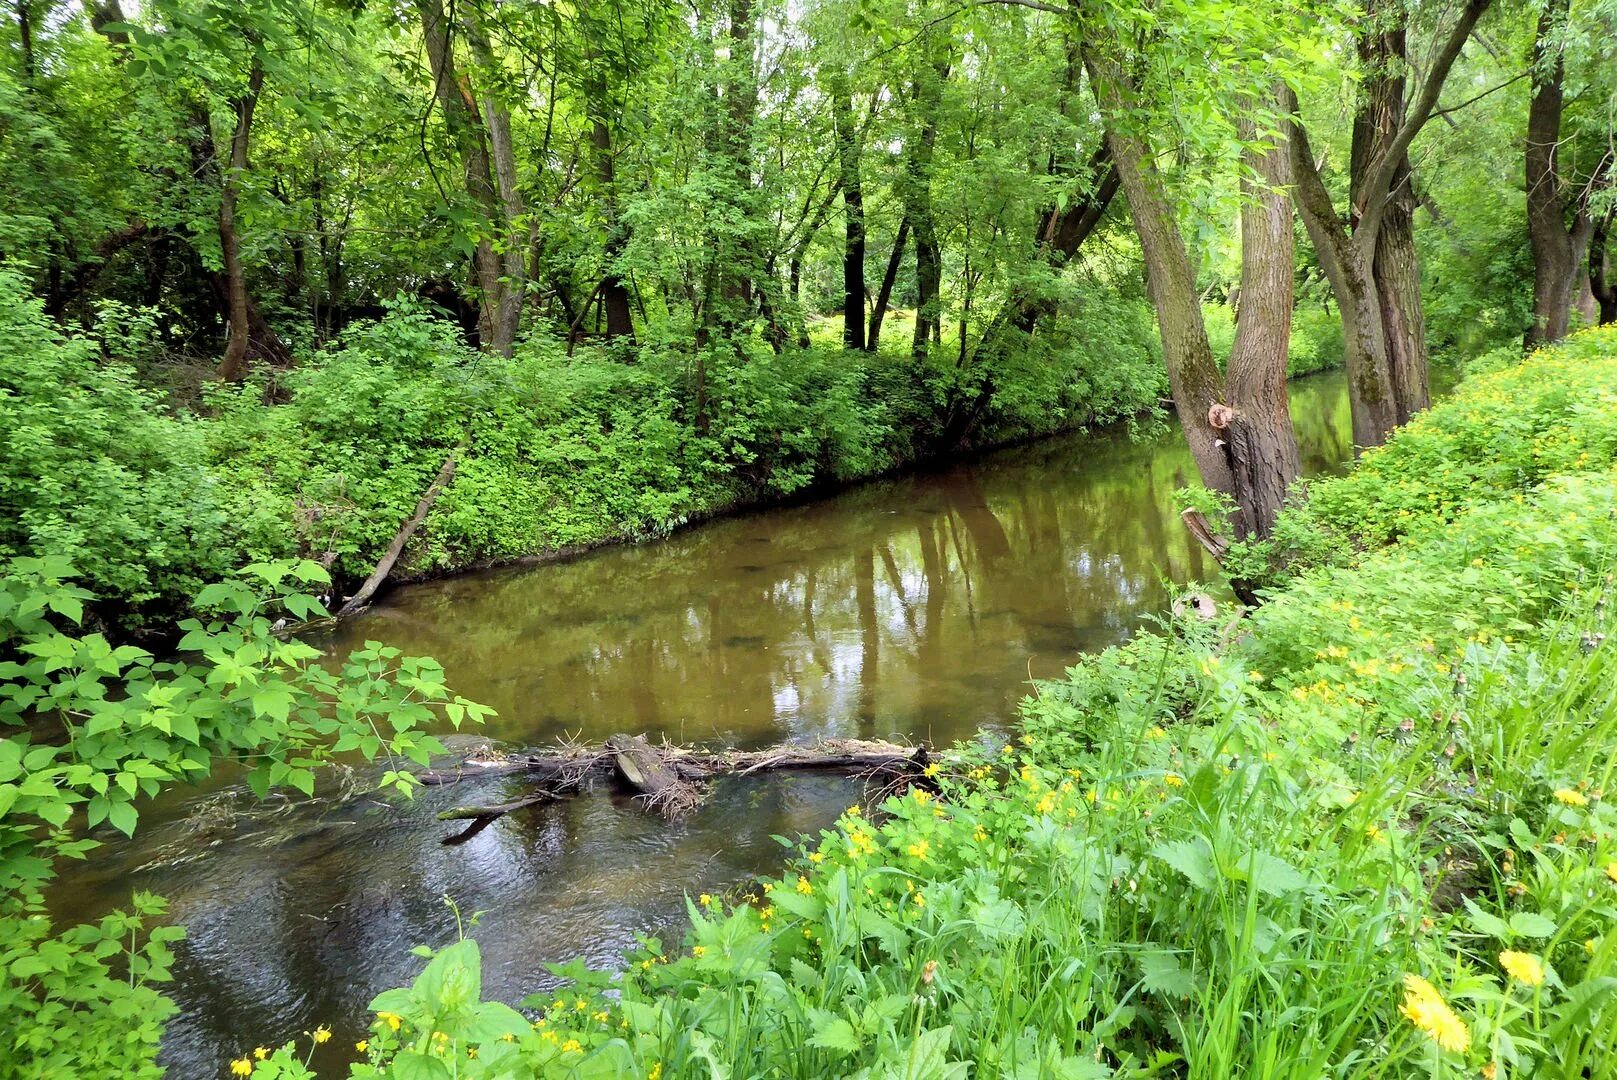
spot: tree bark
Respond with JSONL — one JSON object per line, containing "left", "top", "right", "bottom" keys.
{"left": 217, "top": 60, "right": 266, "bottom": 383}
{"left": 1225, "top": 106, "right": 1301, "bottom": 541}
{"left": 590, "top": 114, "right": 635, "bottom": 341}
{"left": 1087, "top": 52, "right": 1233, "bottom": 500}
{"left": 465, "top": 15, "right": 527, "bottom": 355}
{"left": 830, "top": 68, "right": 866, "bottom": 350}
{"left": 908, "top": 61, "right": 946, "bottom": 361}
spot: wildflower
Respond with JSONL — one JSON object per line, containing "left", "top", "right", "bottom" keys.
{"left": 231, "top": 1059, "right": 253, "bottom": 1077}
{"left": 913, "top": 893, "right": 925, "bottom": 908}
{"left": 795, "top": 875, "right": 813, "bottom": 895}
{"left": 1366, "top": 824, "right": 1386, "bottom": 842}
{"left": 1146, "top": 726, "right": 1167, "bottom": 740}
{"left": 1399, "top": 974, "right": 1470, "bottom": 1053}
{"left": 973, "top": 825, "right": 988, "bottom": 842}
{"left": 1500, "top": 951, "right": 1545, "bottom": 986}
{"left": 1586, "top": 939, "right": 1598, "bottom": 955}
{"left": 692, "top": 946, "right": 706, "bottom": 958}
{"left": 253, "top": 1048, "right": 270, "bottom": 1061}
{"left": 1554, "top": 788, "right": 1589, "bottom": 807}
{"left": 1606, "top": 862, "right": 1617, "bottom": 884}
{"left": 649, "top": 1064, "right": 663, "bottom": 1080}
{"left": 912, "top": 788, "right": 932, "bottom": 806}
{"left": 698, "top": 893, "right": 714, "bottom": 907}
{"left": 377, "top": 1011, "right": 402, "bottom": 1031}
{"left": 1163, "top": 773, "right": 1184, "bottom": 788}
{"left": 906, "top": 839, "right": 930, "bottom": 860}
{"left": 561, "top": 1039, "right": 583, "bottom": 1054}
{"left": 355, "top": 1040, "right": 369, "bottom": 1053}
{"left": 923, "top": 763, "right": 941, "bottom": 778}
{"left": 313, "top": 1026, "right": 332, "bottom": 1045}
{"left": 809, "top": 851, "right": 824, "bottom": 863}
{"left": 1482, "top": 1064, "right": 1498, "bottom": 1080}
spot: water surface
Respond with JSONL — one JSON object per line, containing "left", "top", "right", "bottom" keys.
{"left": 57, "top": 370, "right": 1361, "bottom": 1076}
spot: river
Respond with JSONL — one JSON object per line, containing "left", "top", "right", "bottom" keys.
{"left": 55, "top": 369, "right": 1365, "bottom": 1077}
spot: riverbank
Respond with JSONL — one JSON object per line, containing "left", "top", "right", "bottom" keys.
{"left": 3, "top": 276, "right": 1347, "bottom": 636}
{"left": 271, "top": 328, "right": 1617, "bottom": 1076}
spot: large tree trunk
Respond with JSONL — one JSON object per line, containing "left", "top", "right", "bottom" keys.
{"left": 465, "top": 16, "right": 527, "bottom": 355}
{"left": 1525, "top": 0, "right": 1580, "bottom": 347}
{"left": 1225, "top": 106, "right": 1301, "bottom": 541}
{"left": 830, "top": 69, "right": 866, "bottom": 351}
{"left": 217, "top": 61, "right": 266, "bottom": 383}
{"left": 1087, "top": 52, "right": 1233, "bottom": 500}
{"left": 1286, "top": 88, "right": 1399, "bottom": 451}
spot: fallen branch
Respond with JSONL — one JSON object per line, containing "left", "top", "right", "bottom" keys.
{"left": 338, "top": 447, "right": 462, "bottom": 618}
{"left": 425, "top": 734, "right": 933, "bottom": 842}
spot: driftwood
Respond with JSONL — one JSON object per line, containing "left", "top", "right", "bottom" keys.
{"left": 428, "top": 735, "right": 932, "bottom": 843}
{"left": 337, "top": 448, "right": 461, "bottom": 618}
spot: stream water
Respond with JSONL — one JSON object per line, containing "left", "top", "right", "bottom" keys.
{"left": 55, "top": 370, "right": 1368, "bottom": 1077}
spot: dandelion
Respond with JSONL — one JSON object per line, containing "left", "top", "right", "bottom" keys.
{"left": 313, "top": 1026, "right": 332, "bottom": 1045}
{"left": 795, "top": 875, "right": 813, "bottom": 895}
{"left": 1554, "top": 788, "right": 1589, "bottom": 807}
{"left": 1399, "top": 974, "right": 1470, "bottom": 1053}
{"left": 1500, "top": 950, "right": 1545, "bottom": 986}
{"left": 231, "top": 1059, "right": 253, "bottom": 1077}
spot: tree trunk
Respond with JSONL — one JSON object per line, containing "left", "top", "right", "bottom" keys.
{"left": 1374, "top": 195, "right": 1429, "bottom": 422}
{"left": 867, "top": 215, "right": 909, "bottom": 352}
{"left": 830, "top": 69, "right": 866, "bottom": 350}
{"left": 416, "top": 0, "right": 513, "bottom": 354}
{"left": 1525, "top": 0, "right": 1579, "bottom": 347}
{"left": 217, "top": 61, "right": 266, "bottom": 383}
{"left": 908, "top": 58, "right": 946, "bottom": 361}
{"left": 15, "top": 0, "right": 34, "bottom": 81}
{"left": 1087, "top": 52, "right": 1232, "bottom": 499}
{"left": 1225, "top": 106, "right": 1301, "bottom": 541}
{"left": 1593, "top": 212, "right": 1617, "bottom": 325}
{"left": 590, "top": 115, "right": 636, "bottom": 341}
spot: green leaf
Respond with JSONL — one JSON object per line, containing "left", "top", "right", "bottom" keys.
{"left": 1508, "top": 912, "right": 1558, "bottom": 938}
{"left": 1151, "top": 837, "right": 1216, "bottom": 890}
{"left": 809, "top": 1016, "right": 860, "bottom": 1054}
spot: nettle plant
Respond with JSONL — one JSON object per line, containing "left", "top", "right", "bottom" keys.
{"left": 0, "top": 556, "right": 491, "bottom": 1077}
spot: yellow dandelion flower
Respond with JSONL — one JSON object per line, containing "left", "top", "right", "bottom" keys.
{"left": 1555, "top": 788, "right": 1589, "bottom": 807}
{"left": 1499, "top": 950, "right": 1545, "bottom": 986}
{"left": 230, "top": 1058, "right": 253, "bottom": 1077}
{"left": 1399, "top": 974, "right": 1470, "bottom": 1053}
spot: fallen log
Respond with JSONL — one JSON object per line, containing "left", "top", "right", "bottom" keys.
{"left": 338, "top": 446, "right": 462, "bottom": 618}
{"left": 426, "top": 735, "right": 933, "bottom": 842}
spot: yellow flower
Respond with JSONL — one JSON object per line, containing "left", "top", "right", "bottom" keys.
{"left": 1163, "top": 773, "right": 1184, "bottom": 788}
{"left": 253, "top": 1047, "right": 269, "bottom": 1061}
{"left": 691, "top": 946, "right": 707, "bottom": 958}
{"left": 1399, "top": 974, "right": 1470, "bottom": 1053}
{"left": 561, "top": 1039, "right": 582, "bottom": 1054}
{"left": 923, "top": 763, "right": 941, "bottom": 778}
{"left": 906, "top": 839, "right": 930, "bottom": 860}
{"left": 795, "top": 875, "right": 813, "bottom": 895}
{"left": 377, "top": 1011, "right": 402, "bottom": 1031}
{"left": 231, "top": 1059, "right": 253, "bottom": 1077}
{"left": 912, "top": 788, "right": 932, "bottom": 806}
{"left": 648, "top": 1064, "right": 663, "bottom": 1080}
{"left": 698, "top": 893, "right": 714, "bottom": 907}
{"left": 809, "top": 851, "right": 824, "bottom": 863}
{"left": 313, "top": 1026, "right": 332, "bottom": 1045}
{"left": 973, "top": 825, "right": 988, "bottom": 842}
{"left": 1482, "top": 1063, "right": 1498, "bottom": 1080}
{"left": 355, "top": 1041, "right": 369, "bottom": 1053}
{"left": 1554, "top": 788, "right": 1589, "bottom": 807}
{"left": 1606, "top": 862, "right": 1617, "bottom": 884}
{"left": 1499, "top": 950, "right": 1545, "bottom": 986}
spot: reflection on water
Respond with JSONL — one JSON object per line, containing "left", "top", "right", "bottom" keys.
{"left": 54, "top": 369, "right": 1368, "bottom": 1076}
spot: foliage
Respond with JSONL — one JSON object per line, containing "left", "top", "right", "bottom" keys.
{"left": 0, "top": 557, "right": 491, "bottom": 1078}
{"left": 239, "top": 311, "right": 1617, "bottom": 1080}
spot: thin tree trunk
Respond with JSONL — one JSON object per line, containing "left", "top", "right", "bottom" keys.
{"left": 867, "top": 215, "right": 909, "bottom": 352}
{"left": 217, "top": 61, "right": 265, "bottom": 382}
{"left": 1225, "top": 105, "right": 1301, "bottom": 541}
{"left": 15, "top": 0, "right": 34, "bottom": 81}
{"left": 591, "top": 116, "right": 635, "bottom": 340}
{"left": 1593, "top": 212, "right": 1617, "bottom": 325}
{"left": 830, "top": 69, "right": 866, "bottom": 351}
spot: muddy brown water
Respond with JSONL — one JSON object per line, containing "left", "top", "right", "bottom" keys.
{"left": 54, "top": 370, "right": 1372, "bottom": 1076}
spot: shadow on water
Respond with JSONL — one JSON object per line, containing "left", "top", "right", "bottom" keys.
{"left": 49, "top": 367, "right": 1408, "bottom": 1075}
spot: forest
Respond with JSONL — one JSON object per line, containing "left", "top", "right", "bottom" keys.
{"left": 2, "top": 0, "right": 1617, "bottom": 1076}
